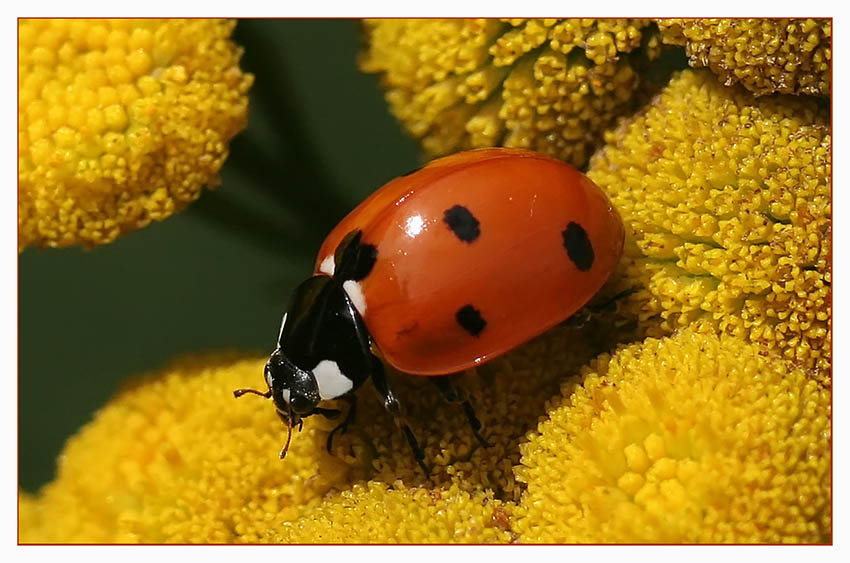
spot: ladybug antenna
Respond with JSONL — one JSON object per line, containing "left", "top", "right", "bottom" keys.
{"left": 279, "top": 410, "right": 295, "bottom": 459}
{"left": 233, "top": 388, "right": 272, "bottom": 399}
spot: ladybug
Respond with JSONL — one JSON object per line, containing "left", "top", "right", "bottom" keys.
{"left": 235, "top": 148, "right": 624, "bottom": 473}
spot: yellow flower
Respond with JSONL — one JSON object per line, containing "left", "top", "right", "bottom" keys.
{"left": 657, "top": 18, "right": 831, "bottom": 96}
{"left": 587, "top": 69, "right": 831, "bottom": 381}
{"left": 514, "top": 328, "right": 831, "bottom": 543}
{"left": 342, "top": 319, "right": 632, "bottom": 501}
{"left": 17, "top": 321, "right": 624, "bottom": 543}
{"left": 360, "top": 19, "right": 663, "bottom": 167}
{"left": 274, "top": 481, "right": 512, "bottom": 543}
{"left": 18, "top": 326, "right": 831, "bottom": 543}
{"left": 18, "top": 19, "right": 253, "bottom": 250}
{"left": 18, "top": 354, "right": 372, "bottom": 543}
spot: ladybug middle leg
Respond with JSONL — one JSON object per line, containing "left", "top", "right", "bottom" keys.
{"left": 564, "top": 287, "right": 638, "bottom": 329}
{"left": 370, "top": 355, "right": 430, "bottom": 476}
{"left": 431, "top": 375, "right": 490, "bottom": 448}
{"left": 325, "top": 395, "right": 357, "bottom": 453}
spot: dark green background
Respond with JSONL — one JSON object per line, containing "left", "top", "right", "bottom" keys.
{"left": 19, "top": 19, "right": 420, "bottom": 492}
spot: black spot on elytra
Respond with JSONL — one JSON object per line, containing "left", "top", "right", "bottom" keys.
{"left": 443, "top": 205, "right": 480, "bottom": 243}
{"left": 562, "top": 222, "right": 594, "bottom": 271}
{"left": 455, "top": 305, "right": 486, "bottom": 337}
{"left": 334, "top": 230, "right": 377, "bottom": 281}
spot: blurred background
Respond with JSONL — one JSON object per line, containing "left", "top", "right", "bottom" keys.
{"left": 19, "top": 19, "right": 420, "bottom": 491}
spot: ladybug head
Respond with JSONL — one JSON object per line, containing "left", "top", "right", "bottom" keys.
{"left": 264, "top": 348, "right": 320, "bottom": 418}
{"left": 233, "top": 348, "right": 321, "bottom": 459}
{"left": 233, "top": 349, "right": 320, "bottom": 422}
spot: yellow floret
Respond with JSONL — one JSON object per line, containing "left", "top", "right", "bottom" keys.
{"left": 514, "top": 328, "right": 831, "bottom": 543}
{"left": 18, "top": 354, "right": 372, "bottom": 543}
{"left": 274, "top": 481, "right": 512, "bottom": 543}
{"left": 360, "top": 19, "right": 664, "bottom": 167}
{"left": 657, "top": 18, "right": 831, "bottom": 96}
{"left": 18, "top": 19, "right": 253, "bottom": 249}
{"left": 587, "top": 69, "right": 831, "bottom": 381}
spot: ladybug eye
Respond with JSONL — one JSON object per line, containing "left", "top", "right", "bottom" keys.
{"left": 289, "top": 394, "right": 313, "bottom": 414}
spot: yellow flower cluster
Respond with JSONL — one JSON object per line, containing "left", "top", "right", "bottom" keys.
{"left": 360, "top": 19, "right": 663, "bottom": 167}
{"left": 18, "top": 354, "right": 372, "bottom": 543}
{"left": 19, "top": 19, "right": 832, "bottom": 546}
{"left": 514, "top": 328, "right": 831, "bottom": 543}
{"left": 340, "top": 318, "right": 630, "bottom": 501}
{"left": 19, "top": 327, "right": 830, "bottom": 543}
{"left": 657, "top": 18, "right": 831, "bottom": 96}
{"left": 587, "top": 70, "right": 831, "bottom": 381}
{"left": 16, "top": 317, "right": 624, "bottom": 543}
{"left": 274, "top": 481, "right": 512, "bottom": 543}
{"left": 18, "top": 19, "right": 253, "bottom": 249}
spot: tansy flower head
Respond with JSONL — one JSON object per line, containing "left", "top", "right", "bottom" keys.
{"left": 360, "top": 19, "right": 665, "bottom": 167}
{"left": 18, "top": 354, "right": 372, "bottom": 543}
{"left": 18, "top": 319, "right": 628, "bottom": 543}
{"left": 18, "top": 325, "right": 830, "bottom": 543}
{"left": 514, "top": 328, "right": 831, "bottom": 543}
{"left": 274, "top": 481, "right": 512, "bottom": 543}
{"left": 657, "top": 18, "right": 831, "bottom": 96}
{"left": 587, "top": 69, "right": 831, "bottom": 381}
{"left": 338, "top": 318, "right": 633, "bottom": 502}
{"left": 18, "top": 18, "right": 253, "bottom": 250}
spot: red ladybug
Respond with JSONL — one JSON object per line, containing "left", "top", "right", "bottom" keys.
{"left": 235, "top": 148, "right": 624, "bottom": 473}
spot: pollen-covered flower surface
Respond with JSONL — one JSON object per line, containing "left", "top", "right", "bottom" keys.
{"left": 18, "top": 322, "right": 831, "bottom": 543}
{"left": 657, "top": 18, "right": 831, "bottom": 96}
{"left": 587, "top": 70, "right": 831, "bottom": 381}
{"left": 514, "top": 328, "right": 831, "bottom": 543}
{"left": 18, "top": 354, "right": 372, "bottom": 543}
{"left": 18, "top": 19, "right": 832, "bottom": 546}
{"left": 18, "top": 19, "right": 252, "bottom": 249}
{"left": 360, "top": 19, "right": 664, "bottom": 167}
{"left": 18, "top": 321, "right": 623, "bottom": 544}
{"left": 275, "top": 481, "right": 512, "bottom": 543}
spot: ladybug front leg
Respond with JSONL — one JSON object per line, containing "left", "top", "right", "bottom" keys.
{"left": 431, "top": 375, "right": 490, "bottom": 448}
{"left": 325, "top": 394, "right": 357, "bottom": 453}
{"left": 370, "top": 356, "right": 430, "bottom": 476}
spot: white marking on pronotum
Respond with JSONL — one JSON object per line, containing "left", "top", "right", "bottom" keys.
{"left": 343, "top": 280, "right": 367, "bottom": 315}
{"left": 265, "top": 358, "right": 275, "bottom": 389}
{"left": 277, "top": 313, "right": 288, "bottom": 342}
{"left": 319, "top": 255, "right": 335, "bottom": 276}
{"left": 312, "top": 360, "right": 353, "bottom": 400}
{"left": 281, "top": 388, "right": 291, "bottom": 403}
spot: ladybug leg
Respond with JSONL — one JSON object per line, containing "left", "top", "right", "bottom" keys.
{"left": 312, "top": 407, "right": 342, "bottom": 420}
{"left": 325, "top": 395, "right": 357, "bottom": 453}
{"left": 564, "top": 287, "right": 638, "bottom": 328}
{"left": 431, "top": 376, "right": 490, "bottom": 448}
{"left": 370, "top": 356, "right": 430, "bottom": 476}
{"left": 587, "top": 287, "right": 638, "bottom": 314}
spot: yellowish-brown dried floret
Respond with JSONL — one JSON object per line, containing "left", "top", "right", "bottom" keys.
{"left": 360, "top": 19, "right": 663, "bottom": 167}
{"left": 18, "top": 354, "right": 372, "bottom": 543}
{"left": 514, "top": 328, "right": 831, "bottom": 543}
{"left": 587, "top": 69, "right": 831, "bottom": 381}
{"left": 18, "top": 19, "right": 252, "bottom": 250}
{"left": 274, "top": 481, "right": 512, "bottom": 543}
{"left": 657, "top": 18, "right": 831, "bottom": 96}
